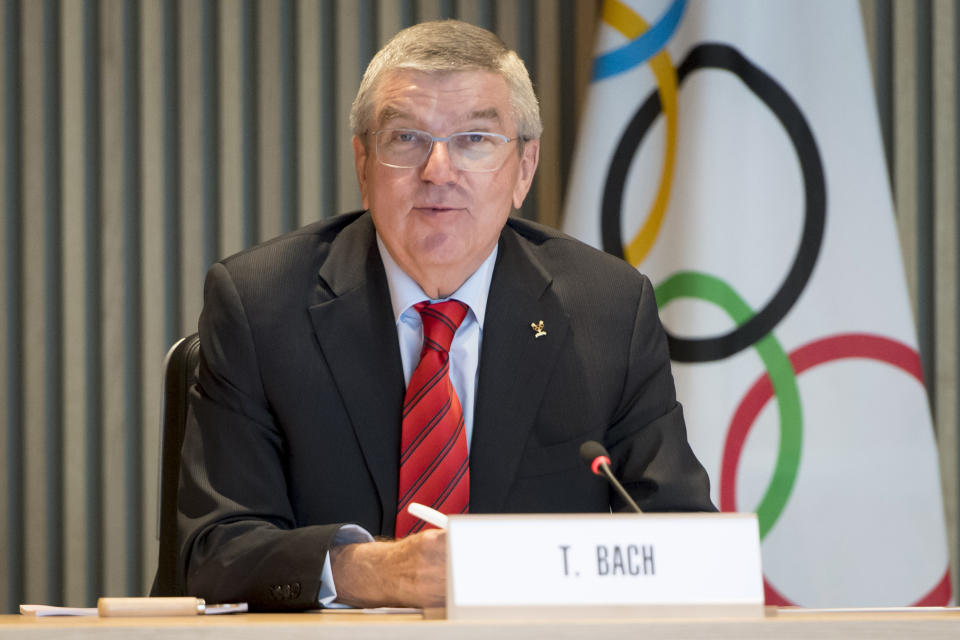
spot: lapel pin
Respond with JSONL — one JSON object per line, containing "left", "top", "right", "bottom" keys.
{"left": 530, "top": 320, "right": 547, "bottom": 338}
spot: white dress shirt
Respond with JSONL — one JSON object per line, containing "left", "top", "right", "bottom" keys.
{"left": 378, "top": 234, "right": 497, "bottom": 450}
{"left": 318, "top": 235, "right": 498, "bottom": 605}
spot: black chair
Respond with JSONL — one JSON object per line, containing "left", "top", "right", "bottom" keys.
{"left": 151, "top": 333, "right": 201, "bottom": 596}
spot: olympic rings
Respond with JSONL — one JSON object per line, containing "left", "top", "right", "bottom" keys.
{"left": 596, "top": 2, "right": 948, "bottom": 606}
{"left": 602, "top": 43, "right": 827, "bottom": 363}
{"left": 720, "top": 333, "right": 948, "bottom": 606}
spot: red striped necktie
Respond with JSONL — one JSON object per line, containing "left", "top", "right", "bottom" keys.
{"left": 394, "top": 299, "right": 470, "bottom": 538}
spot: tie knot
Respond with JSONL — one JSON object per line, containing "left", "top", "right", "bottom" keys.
{"left": 416, "top": 299, "right": 469, "bottom": 353}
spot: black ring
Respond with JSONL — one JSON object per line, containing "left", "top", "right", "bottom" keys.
{"left": 601, "top": 43, "right": 826, "bottom": 363}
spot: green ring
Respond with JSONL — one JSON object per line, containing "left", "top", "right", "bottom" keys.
{"left": 655, "top": 271, "right": 802, "bottom": 538}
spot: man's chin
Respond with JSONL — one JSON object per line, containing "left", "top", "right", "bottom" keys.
{"left": 414, "top": 232, "right": 468, "bottom": 261}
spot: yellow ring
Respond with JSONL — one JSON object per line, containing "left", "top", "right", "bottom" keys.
{"left": 602, "top": 0, "right": 678, "bottom": 267}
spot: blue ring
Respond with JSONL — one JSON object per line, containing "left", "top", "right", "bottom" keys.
{"left": 592, "top": 0, "right": 686, "bottom": 80}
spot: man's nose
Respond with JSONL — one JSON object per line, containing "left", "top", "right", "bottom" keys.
{"left": 420, "top": 140, "right": 459, "bottom": 184}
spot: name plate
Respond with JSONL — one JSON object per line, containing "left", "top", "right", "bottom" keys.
{"left": 445, "top": 513, "right": 763, "bottom": 620}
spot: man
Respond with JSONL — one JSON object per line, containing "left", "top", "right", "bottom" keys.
{"left": 178, "top": 19, "right": 714, "bottom": 611}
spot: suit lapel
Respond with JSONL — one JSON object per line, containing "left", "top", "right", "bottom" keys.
{"left": 470, "top": 226, "right": 569, "bottom": 512}
{"left": 308, "top": 214, "right": 404, "bottom": 534}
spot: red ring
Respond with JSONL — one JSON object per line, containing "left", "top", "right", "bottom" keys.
{"left": 720, "top": 333, "right": 948, "bottom": 606}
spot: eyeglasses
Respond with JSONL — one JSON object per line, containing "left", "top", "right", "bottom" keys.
{"left": 370, "top": 128, "right": 522, "bottom": 173}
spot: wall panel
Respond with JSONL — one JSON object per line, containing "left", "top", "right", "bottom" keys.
{"left": 139, "top": 0, "right": 166, "bottom": 585}
{"left": 0, "top": 0, "right": 9, "bottom": 613}
{"left": 218, "top": 0, "right": 246, "bottom": 256}
{"left": 296, "top": 0, "right": 321, "bottom": 228}
{"left": 99, "top": 0, "right": 130, "bottom": 597}
{"left": 179, "top": 0, "right": 206, "bottom": 335}
{"left": 61, "top": 0, "right": 91, "bottom": 608}
{"left": 1, "top": 0, "right": 21, "bottom": 611}
{"left": 21, "top": 0, "right": 52, "bottom": 605}
{"left": 333, "top": 0, "right": 363, "bottom": 213}
{"left": 81, "top": 0, "right": 105, "bottom": 605}
{"left": 932, "top": 0, "right": 959, "bottom": 596}
{"left": 255, "top": 0, "right": 283, "bottom": 243}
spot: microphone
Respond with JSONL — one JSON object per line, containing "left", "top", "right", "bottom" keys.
{"left": 579, "top": 440, "right": 643, "bottom": 513}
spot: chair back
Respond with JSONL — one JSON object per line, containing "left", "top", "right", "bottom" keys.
{"left": 151, "top": 333, "right": 201, "bottom": 596}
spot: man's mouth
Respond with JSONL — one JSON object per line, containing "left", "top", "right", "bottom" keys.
{"left": 416, "top": 205, "right": 462, "bottom": 213}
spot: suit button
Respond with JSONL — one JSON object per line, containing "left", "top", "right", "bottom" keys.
{"left": 269, "top": 582, "right": 302, "bottom": 600}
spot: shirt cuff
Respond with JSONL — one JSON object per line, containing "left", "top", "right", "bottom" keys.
{"left": 317, "top": 524, "right": 375, "bottom": 607}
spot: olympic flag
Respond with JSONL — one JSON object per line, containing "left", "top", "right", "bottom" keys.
{"left": 563, "top": 0, "right": 952, "bottom": 606}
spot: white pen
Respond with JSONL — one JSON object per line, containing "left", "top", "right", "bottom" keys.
{"left": 97, "top": 597, "right": 247, "bottom": 617}
{"left": 407, "top": 502, "right": 449, "bottom": 529}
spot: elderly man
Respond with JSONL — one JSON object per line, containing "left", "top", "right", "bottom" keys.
{"left": 178, "top": 19, "right": 714, "bottom": 611}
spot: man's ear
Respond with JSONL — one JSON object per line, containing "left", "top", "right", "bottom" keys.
{"left": 512, "top": 139, "right": 540, "bottom": 210}
{"left": 353, "top": 136, "right": 370, "bottom": 209}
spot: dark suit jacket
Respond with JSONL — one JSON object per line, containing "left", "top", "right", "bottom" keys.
{"left": 178, "top": 211, "right": 714, "bottom": 610}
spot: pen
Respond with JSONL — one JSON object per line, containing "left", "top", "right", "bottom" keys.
{"left": 97, "top": 597, "right": 247, "bottom": 617}
{"left": 407, "top": 502, "right": 449, "bottom": 529}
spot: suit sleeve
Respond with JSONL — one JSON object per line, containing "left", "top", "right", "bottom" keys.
{"left": 604, "top": 273, "right": 717, "bottom": 513}
{"left": 177, "top": 262, "right": 344, "bottom": 610}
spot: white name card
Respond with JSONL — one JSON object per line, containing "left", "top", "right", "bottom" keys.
{"left": 445, "top": 513, "right": 763, "bottom": 620}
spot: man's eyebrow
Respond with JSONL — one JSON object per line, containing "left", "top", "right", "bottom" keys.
{"left": 377, "top": 106, "right": 410, "bottom": 125}
{"left": 463, "top": 108, "right": 501, "bottom": 124}
{"left": 374, "top": 106, "right": 502, "bottom": 128}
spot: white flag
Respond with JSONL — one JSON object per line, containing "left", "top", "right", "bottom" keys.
{"left": 564, "top": 0, "right": 951, "bottom": 607}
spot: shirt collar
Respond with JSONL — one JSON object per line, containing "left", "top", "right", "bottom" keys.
{"left": 376, "top": 234, "right": 497, "bottom": 328}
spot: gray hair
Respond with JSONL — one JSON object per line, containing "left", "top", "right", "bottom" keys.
{"left": 350, "top": 20, "right": 543, "bottom": 141}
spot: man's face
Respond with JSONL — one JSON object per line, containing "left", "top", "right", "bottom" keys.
{"left": 353, "top": 69, "right": 539, "bottom": 293}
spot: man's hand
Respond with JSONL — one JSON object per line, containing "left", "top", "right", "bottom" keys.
{"left": 329, "top": 528, "right": 446, "bottom": 608}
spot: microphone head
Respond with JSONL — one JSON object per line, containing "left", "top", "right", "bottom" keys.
{"left": 579, "top": 440, "right": 611, "bottom": 476}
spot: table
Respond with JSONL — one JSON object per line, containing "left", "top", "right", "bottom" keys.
{"left": 2, "top": 608, "right": 960, "bottom": 639}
